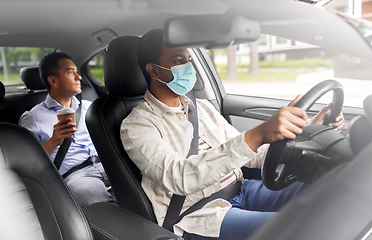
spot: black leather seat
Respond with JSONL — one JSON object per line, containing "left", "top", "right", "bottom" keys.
{"left": 0, "top": 122, "right": 180, "bottom": 240}
{"left": 85, "top": 36, "right": 157, "bottom": 222}
{"left": 0, "top": 81, "right": 15, "bottom": 123}
{"left": 0, "top": 122, "right": 94, "bottom": 240}
{"left": 5, "top": 67, "right": 49, "bottom": 124}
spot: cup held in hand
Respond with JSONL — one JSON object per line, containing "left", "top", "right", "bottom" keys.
{"left": 57, "top": 108, "right": 76, "bottom": 124}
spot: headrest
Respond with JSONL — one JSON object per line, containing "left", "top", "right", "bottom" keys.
{"left": 104, "top": 36, "right": 147, "bottom": 97}
{"left": 0, "top": 81, "right": 4, "bottom": 99}
{"left": 20, "top": 67, "right": 47, "bottom": 91}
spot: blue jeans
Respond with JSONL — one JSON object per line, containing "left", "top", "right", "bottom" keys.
{"left": 183, "top": 179, "right": 304, "bottom": 240}
{"left": 64, "top": 162, "right": 116, "bottom": 208}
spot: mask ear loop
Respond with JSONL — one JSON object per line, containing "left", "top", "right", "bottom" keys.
{"left": 157, "top": 78, "right": 168, "bottom": 85}
{"left": 154, "top": 63, "right": 171, "bottom": 71}
{"left": 153, "top": 63, "right": 172, "bottom": 85}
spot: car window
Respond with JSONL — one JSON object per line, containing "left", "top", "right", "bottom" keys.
{"left": 88, "top": 50, "right": 106, "bottom": 84}
{"left": 207, "top": 34, "right": 372, "bottom": 108}
{"left": 0, "top": 47, "right": 54, "bottom": 86}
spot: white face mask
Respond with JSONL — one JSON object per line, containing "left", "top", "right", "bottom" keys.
{"left": 155, "top": 62, "right": 197, "bottom": 95}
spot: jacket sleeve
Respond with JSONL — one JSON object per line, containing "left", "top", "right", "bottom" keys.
{"left": 120, "top": 109, "right": 256, "bottom": 196}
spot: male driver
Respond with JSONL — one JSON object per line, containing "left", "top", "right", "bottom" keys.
{"left": 20, "top": 52, "right": 115, "bottom": 208}
{"left": 121, "top": 29, "right": 344, "bottom": 240}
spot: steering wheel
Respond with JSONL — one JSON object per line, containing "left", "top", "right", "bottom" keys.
{"left": 262, "top": 80, "right": 345, "bottom": 190}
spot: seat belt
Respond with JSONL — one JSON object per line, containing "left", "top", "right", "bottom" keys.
{"left": 162, "top": 89, "right": 199, "bottom": 232}
{"left": 177, "top": 181, "right": 242, "bottom": 223}
{"left": 162, "top": 90, "right": 242, "bottom": 232}
{"left": 54, "top": 93, "right": 82, "bottom": 169}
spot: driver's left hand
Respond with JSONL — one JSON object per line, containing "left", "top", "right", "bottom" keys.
{"left": 307, "top": 103, "right": 345, "bottom": 132}
{"left": 289, "top": 94, "right": 345, "bottom": 133}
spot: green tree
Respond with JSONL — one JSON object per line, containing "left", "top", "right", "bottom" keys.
{"left": 6, "top": 47, "right": 51, "bottom": 73}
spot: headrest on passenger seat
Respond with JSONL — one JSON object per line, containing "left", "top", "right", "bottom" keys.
{"left": 0, "top": 81, "right": 4, "bottom": 99}
{"left": 104, "top": 36, "right": 147, "bottom": 97}
{"left": 20, "top": 67, "right": 47, "bottom": 91}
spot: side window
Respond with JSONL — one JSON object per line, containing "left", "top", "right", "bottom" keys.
{"left": 88, "top": 50, "right": 106, "bottom": 84}
{"left": 0, "top": 47, "right": 54, "bottom": 86}
{"left": 207, "top": 34, "right": 372, "bottom": 108}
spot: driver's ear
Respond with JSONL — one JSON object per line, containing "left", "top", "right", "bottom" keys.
{"left": 146, "top": 63, "right": 158, "bottom": 81}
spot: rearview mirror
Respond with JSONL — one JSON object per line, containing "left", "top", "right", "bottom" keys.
{"left": 163, "top": 14, "right": 261, "bottom": 49}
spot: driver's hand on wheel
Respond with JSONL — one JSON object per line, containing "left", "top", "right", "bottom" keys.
{"left": 306, "top": 103, "right": 345, "bottom": 132}
{"left": 329, "top": 112, "right": 345, "bottom": 132}
{"left": 245, "top": 103, "right": 307, "bottom": 152}
{"left": 289, "top": 94, "right": 345, "bottom": 132}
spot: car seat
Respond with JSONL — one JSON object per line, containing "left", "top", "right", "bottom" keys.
{"left": 0, "top": 122, "right": 181, "bottom": 240}
{"left": 0, "top": 122, "right": 94, "bottom": 240}
{"left": 0, "top": 81, "right": 15, "bottom": 123}
{"left": 85, "top": 36, "right": 156, "bottom": 222}
{"left": 5, "top": 67, "right": 49, "bottom": 124}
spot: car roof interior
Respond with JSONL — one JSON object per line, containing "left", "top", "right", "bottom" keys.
{"left": 1, "top": 0, "right": 372, "bottom": 68}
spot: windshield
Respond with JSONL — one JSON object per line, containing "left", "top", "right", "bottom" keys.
{"left": 206, "top": 34, "right": 372, "bottom": 108}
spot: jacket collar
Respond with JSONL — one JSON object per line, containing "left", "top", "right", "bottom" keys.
{"left": 144, "top": 90, "right": 194, "bottom": 118}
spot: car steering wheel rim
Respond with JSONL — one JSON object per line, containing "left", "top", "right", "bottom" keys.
{"left": 262, "top": 79, "right": 344, "bottom": 190}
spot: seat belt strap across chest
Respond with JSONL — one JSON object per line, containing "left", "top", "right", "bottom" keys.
{"left": 54, "top": 93, "right": 82, "bottom": 170}
{"left": 162, "top": 90, "right": 242, "bottom": 232}
{"left": 162, "top": 89, "right": 199, "bottom": 232}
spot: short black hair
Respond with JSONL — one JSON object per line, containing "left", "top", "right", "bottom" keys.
{"left": 39, "top": 52, "right": 71, "bottom": 89}
{"left": 137, "top": 29, "right": 164, "bottom": 86}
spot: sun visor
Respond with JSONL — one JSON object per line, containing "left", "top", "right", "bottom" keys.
{"left": 163, "top": 14, "right": 261, "bottom": 49}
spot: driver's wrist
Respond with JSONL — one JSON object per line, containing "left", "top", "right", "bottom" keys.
{"left": 244, "top": 128, "right": 264, "bottom": 152}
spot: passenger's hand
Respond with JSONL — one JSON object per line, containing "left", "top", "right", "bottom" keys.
{"left": 51, "top": 118, "right": 77, "bottom": 144}
{"left": 43, "top": 118, "right": 77, "bottom": 155}
{"left": 308, "top": 103, "right": 345, "bottom": 132}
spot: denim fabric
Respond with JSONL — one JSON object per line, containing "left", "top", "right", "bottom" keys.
{"left": 183, "top": 180, "right": 304, "bottom": 240}
{"left": 64, "top": 162, "right": 116, "bottom": 208}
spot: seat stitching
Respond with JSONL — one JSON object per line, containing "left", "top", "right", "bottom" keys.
{"left": 11, "top": 203, "right": 35, "bottom": 215}
{"left": 53, "top": 178, "right": 95, "bottom": 240}
{"left": 17, "top": 223, "right": 42, "bottom": 238}
{"left": 90, "top": 223, "right": 118, "bottom": 240}
{"left": 0, "top": 184, "right": 26, "bottom": 196}
{"left": 23, "top": 176, "right": 94, "bottom": 240}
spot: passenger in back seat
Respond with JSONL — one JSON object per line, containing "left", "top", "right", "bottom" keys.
{"left": 19, "top": 52, "right": 116, "bottom": 208}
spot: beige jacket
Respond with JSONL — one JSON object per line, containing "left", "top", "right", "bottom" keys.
{"left": 120, "top": 90, "right": 268, "bottom": 237}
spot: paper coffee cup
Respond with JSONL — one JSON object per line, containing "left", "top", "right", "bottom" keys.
{"left": 57, "top": 108, "right": 76, "bottom": 124}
